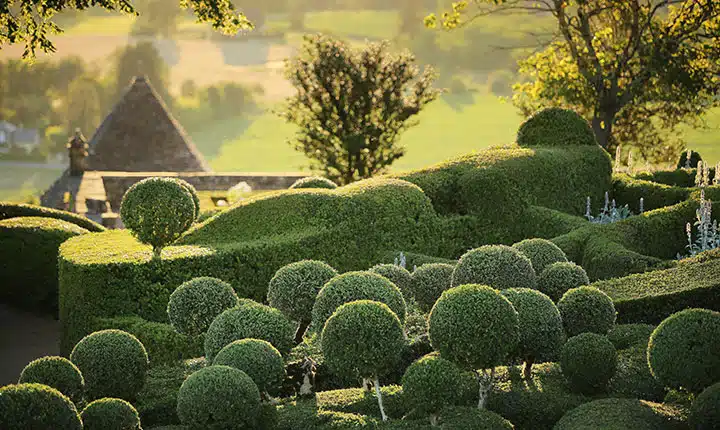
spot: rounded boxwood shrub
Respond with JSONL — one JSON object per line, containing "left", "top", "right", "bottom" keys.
{"left": 500, "top": 288, "right": 565, "bottom": 377}
{"left": 401, "top": 353, "right": 465, "bottom": 420}
{"left": 80, "top": 398, "right": 141, "bottom": 430}
{"left": 512, "top": 238, "right": 568, "bottom": 275}
{"left": 554, "top": 398, "right": 684, "bottom": 430}
{"left": 451, "top": 245, "right": 537, "bottom": 290}
{"left": 516, "top": 107, "right": 597, "bottom": 147}
{"left": 428, "top": 284, "right": 519, "bottom": 370}
{"left": 173, "top": 178, "right": 201, "bottom": 220}
{"left": 167, "top": 276, "right": 239, "bottom": 336}
{"left": 311, "top": 271, "right": 407, "bottom": 331}
{"left": 0, "top": 383, "right": 82, "bottom": 430}
{"left": 119, "top": 177, "right": 196, "bottom": 257}
{"left": 212, "top": 338, "right": 286, "bottom": 393}
{"left": 647, "top": 308, "right": 720, "bottom": 393}
{"left": 432, "top": 406, "right": 513, "bottom": 429}
{"left": 677, "top": 149, "right": 702, "bottom": 169}
{"left": 69, "top": 329, "right": 149, "bottom": 401}
{"left": 409, "top": 263, "right": 454, "bottom": 313}
{"left": 537, "top": 261, "right": 590, "bottom": 302}
{"left": 176, "top": 365, "right": 261, "bottom": 430}
{"left": 289, "top": 176, "right": 338, "bottom": 189}
{"left": 267, "top": 260, "right": 338, "bottom": 324}
{"left": 560, "top": 332, "right": 617, "bottom": 395}
{"left": 369, "top": 263, "right": 412, "bottom": 296}
{"left": 557, "top": 286, "right": 616, "bottom": 337}
{"left": 204, "top": 302, "right": 295, "bottom": 361}
{"left": 18, "top": 356, "right": 85, "bottom": 404}
{"left": 689, "top": 381, "right": 720, "bottom": 429}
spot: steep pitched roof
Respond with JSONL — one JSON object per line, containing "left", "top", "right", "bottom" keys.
{"left": 86, "top": 76, "right": 210, "bottom": 172}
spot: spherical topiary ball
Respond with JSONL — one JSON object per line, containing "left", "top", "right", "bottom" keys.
{"left": 311, "top": 271, "right": 407, "bottom": 331}
{"left": 402, "top": 353, "right": 465, "bottom": 418}
{"left": 18, "top": 356, "right": 85, "bottom": 405}
{"left": 80, "top": 398, "right": 141, "bottom": 430}
{"left": 451, "top": 245, "right": 537, "bottom": 290}
{"left": 689, "top": 381, "right": 720, "bottom": 429}
{"left": 428, "top": 284, "right": 519, "bottom": 370}
{"left": 177, "top": 365, "right": 261, "bottom": 430}
{"left": 204, "top": 302, "right": 295, "bottom": 362}
{"left": 267, "top": 260, "right": 338, "bottom": 324}
{"left": 517, "top": 107, "right": 597, "bottom": 147}
{"left": 538, "top": 261, "right": 590, "bottom": 302}
{"left": 512, "top": 238, "right": 568, "bottom": 275}
{"left": 554, "top": 398, "right": 684, "bottom": 430}
{"left": 289, "top": 176, "right": 338, "bottom": 189}
{"left": 557, "top": 286, "right": 616, "bottom": 337}
{"left": 213, "top": 338, "right": 286, "bottom": 393}
{"left": 321, "top": 300, "right": 406, "bottom": 381}
{"left": 560, "top": 332, "right": 617, "bottom": 395}
{"left": 647, "top": 308, "right": 720, "bottom": 393}
{"left": 173, "top": 178, "right": 201, "bottom": 220}
{"left": 167, "top": 276, "right": 239, "bottom": 336}
{"left": 677, "top": 149, "right": 703, "bottom": 169}
{"left": 119, "top": 177, "right": 196, "bottom": 256}
{"left": 0, "top": 383, "right": 82, "bottom": 430}
{"left": 409, "top": 263, "right": 454, "bottom": 313}
{"left": 369, "top": 264, "right": 412, "bottom": 296}
{"left": 70, "top": 329, "right": 149, "bottom": 401}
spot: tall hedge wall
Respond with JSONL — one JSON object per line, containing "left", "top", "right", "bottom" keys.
{"left": 0, "top": 202, "right": 105, "bottom": 232}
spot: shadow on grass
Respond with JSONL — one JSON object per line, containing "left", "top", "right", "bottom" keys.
{"left": 187, "top": 117, "right": 255, "bottom": 160}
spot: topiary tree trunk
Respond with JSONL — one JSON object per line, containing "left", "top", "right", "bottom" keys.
{"left": 523, "top": 356, "right": 535, "bottom": 379}
{"left": 475, "top": 368, "right": 496, "bottom": 409}
{"left": 373, "top": 376, "right": 388, "bottom": 421}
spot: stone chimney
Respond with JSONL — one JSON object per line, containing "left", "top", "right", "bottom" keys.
{"left": 67, "top": 128, "right": 88, "bottom": 176}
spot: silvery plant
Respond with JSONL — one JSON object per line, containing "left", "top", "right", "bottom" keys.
{"left": 585, "top": 192, "right": 639, "bottom": 224}
{"left": 680, "top": 182, "right": 720, "bottom": 259}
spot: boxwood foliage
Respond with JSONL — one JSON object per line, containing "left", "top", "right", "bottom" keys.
{"left": 560, "top": 333, "right": 617, "bottom": 395}
{"left": 553, "top": 398, "right": 686, "bottom": 430}
{"left": 451, "top": 245, "right": 537, "bottom": 290}
{"left": 0, "top": 216, "right": 88, "bottom": 315}
{"left": 289, "top": 176, "right": 338, "bottom": 189}
{"left": 516, "top": 107, "right": 597, "bottom": 148}
{"left": 18, "top": 356, "right": 85, "bottom": 405}
{"left": 80, "top": 398, "right": 141, "bottom": 430}
{"left": 0, "top": 201, "right": 105, "bottom": 231}
{"left": 512, "top": 238, "right": 568, "bottom": 275}
{"left": 677, "top": 149, "right": 703, "bottom": 169}
{"left": 690, "top": 381, "right": 720, "bottom": 430}
{"left": 537, "top": 261, "right": 590, "bottom": 302}
{"left": 369, "top": 264, "right": 413, "bottom": 297}
{"left": 609, "top": 344, "right": 666, "bottom": 402}
{"left": 557, "top": 286, "right": 616, "bottom": 337}
{"left": 647, "top": 308, "right": 720, "bottom": 393}
{"left": 409, "top": 263, "right": 455, "bottom": 312}
{"left": 612, "top": 174, "right": 690, "bottom": 213}
{"left": 267, "top": 260, "right": 338, "bottom": 325}
{"left": 606, "top": 324, "right": 655, "bottom": 350}
{"left": 401, "top": 353, "right": 466, "bottom": 419}
{"left": 167, "top": 277, "right": 239, "bottom": 336}
{"left": 172, "top": 178, "right": 201, "bottom": 221}
{"left": 213, "top": 338, "right": 286, "bottom": 393}
{"left": 0, "top": 383, "right": 82, "bottom": 430}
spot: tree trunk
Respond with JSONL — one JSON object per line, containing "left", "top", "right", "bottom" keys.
{"left": 294, "top": 320, "right": 309, "bottom": 344}
{"left": 362, "top": 377, "right": 373, "bottom": 391}
{"left": 476, "top": 368, "right": 495, "bottom": 409}
{"left": 152, "top": 246, "right": 162, "bottom": 259}
{"left": 374, "top": 377, "right": 388, "bottom": 421}
{"left": 523, "top": 357, "right": 534, "bottom": 379}
{"left": 430, "top": 414, "right": 439, "bottom": 426}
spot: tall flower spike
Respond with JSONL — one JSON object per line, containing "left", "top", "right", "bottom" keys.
{"left": 639, "top": 197, "right": 644, "bottom": 214}
{"left": 696, "top": 161, "right": 704, "bottom": 187}
{"left": 614, "top": 146, "right": 622, "bottom": 172}
{"left": 685, "top": 148, "right": 692, "bottom": 169}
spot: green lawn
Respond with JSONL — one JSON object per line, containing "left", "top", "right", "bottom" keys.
{"left": 0, "top": 166, "right": 63, "bottom": 203}
{"left": 682, "top": 108, "right": 720, "bottom": 166}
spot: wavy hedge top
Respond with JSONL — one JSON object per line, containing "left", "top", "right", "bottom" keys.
{"left": 0, "top": 202, "right": 105, "bottom": 232}
{"left": 0, "top": 216, "right": 89, "bottom": 235}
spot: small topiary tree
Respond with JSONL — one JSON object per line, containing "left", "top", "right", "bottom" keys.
{"left": 204, "top": 302, "right": 295, "bottom": 362}
{"left": 267, "top": 260, "right": 338, "bottom": 342}
{"left": 18, "top": 356, "right": 85, "bottom": 405}
{"left": 409, "top": 263, "right": 454, "bottom": 313}
{"left": 512, "top": 238, "right": 568, "bottom": 275}
{"left": 289, "top": 176, "right": 338, "bottom": 189}
{"left": 689, "top": 381, "right": 720, "bottom": 429}
{"left": 119, "top": 177, "right": 196, "bottom": 258}
{"left": 321, "top": 300, "right": 406, "bottom": 421}
{"left": 537, "top": 261, "right": 590, "bottom": 302}
{"left": 677, "top": 149, "right": 703, "bottom": 169}
{"left": 167, "top": 276, "right": 239, "bottom": 336}
{"left": 500, "top": 288, "right": 565, "bottom": 379}
{"left": 451, "top": 245, "right": 537, "bottom": 290}
{"left": 80, "top": 398, "right": 141, "bottom": 430}
{"left": 69, "top": 329, "right": 149, "bottom": 401}
{"left": 516, "top": 107, "right": 597, "bottom": 147}
{"left": 369, "top": 263, "right": 412, "bottom": 297}
{"left": 176, "top": 365, "right": 261, "bottom": 429}
{"left": 560, "top": 332, "right": 617, "bottom": 395}
{"left": 557, "top": 286, "right": 616, "bottom": 337}
{"left": 647, "top": 308, "right": 720, "bottom": 393}
{"left": 428, "top": 284, "right": 519, "bottom": 408}
{"left": 311, "top": 271, "right": 407, "bottom": 331}
{"left": 0, "top": 383, "right": 82, "bottom": 430}
{"left": 173, "top": 178, "right": 201, "bottom": 221}
{"left": 212, "top": 338, "right": 286, "bottom": 397}
{"left": 401, "top": 353, "right": 465, "bottom": 425}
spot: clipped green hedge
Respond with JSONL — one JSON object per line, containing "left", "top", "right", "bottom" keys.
{"left": 612, "top": 174, "right": 690, "bottom": 213}
{"left": 516, "top": 107, "right": 597, "bottom": 148}
{"left": 553, "top": 398, "right": 686, "bottom": 430}
{"left": 0, "top": 216, "right": 88, "bottom": 315}
{"left": 0, "top": 201, "right": 105, "bottom": 231}
{"left": 632, "top": 169, "right": 699, "bottom": 187}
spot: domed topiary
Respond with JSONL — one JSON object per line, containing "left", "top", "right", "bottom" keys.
{"left": 451, "top": 245, "right": 537, "bottom": 290}
{"left": 212, "top": 338, "right": 286, "bottom": 393}
{"left": 677, "top": 149, "right": 703, "bottom": 169}
{"left": 70, "top": 329, "right": 149, "bottom": 401}
{"left": 512, "top": 238, "right": 568, "bottom": 275}
{"left": 267, "top": 260, "right": 338, "bottom": 326}
{"left": 401, "top": 353, "right": 465, "bottom": 422}
{"left": 0, "top": 383, "right": 82, "bottom": 430}
{"left": 409, "top": 263, "right": 454, "bottom": 313}
{"left": 369, "top": 264, "right": 412, "bottom": 296}
{"left": 173, "top": 178, "right": 201, "bottom": 221}
{"left": 689, "top": 381, "right": 720, "bottom": 429}
{"left": 80, "top": 398, "right": 141, "bottom": 430}
{"left": 557, "top": 286, "right": 616, "bottom": 337}
{"left": 119, "top": 177, "right": 196, "bottom": 258}
{"left": 517, "top": 107, "right": 597, "bottom": 147}
{"left": 647, "top": 308, "right": 720, "bottom": 393}
{"left": 177, "top": 365, "right": 261, "bottom": 430}
{"left": 311, "top": 271, "right": 407, "bottom": 331}
{"left": 289, "top": 176, "right": 338, "bottom": 189}
{"left": 500, "top": 288, "right": 565, "bottom": 378}
{"left": 560, "top": 332, "right": 617, "bottom": 395}
{"left": 537, "top": 261, "right": 590, "bottom": 302}
{"left": 204, "top": 302, "right": 295, "bottom": 362}
{"left": 167, "top": 276, "right": 239, "bottom": 336}
{"left": 18, "top": 356, "right": 85, "bottom": 404}
{"left": 321, "top": 300, "right": 406, "bottom": 421}
{"left": 555, "top": 398, "right": 685, "bottom": 430}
